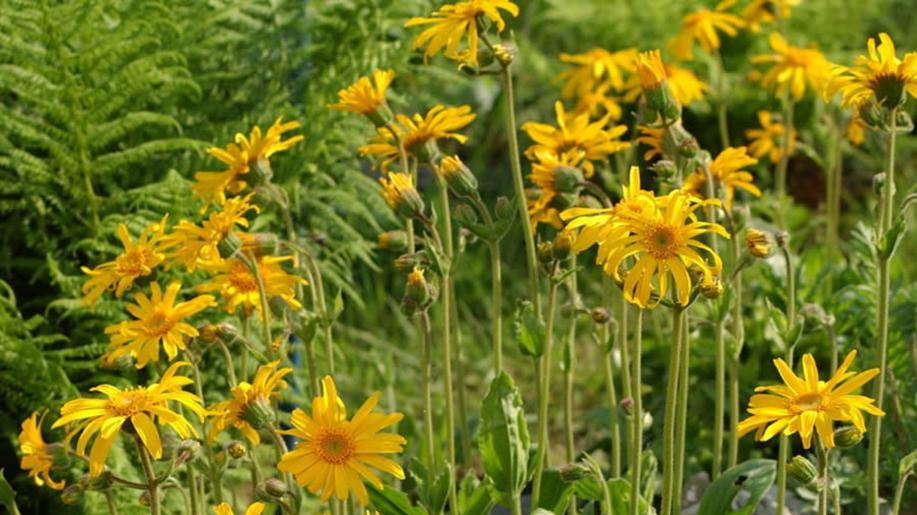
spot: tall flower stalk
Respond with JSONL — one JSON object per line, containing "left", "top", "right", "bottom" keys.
{"left": 628, "top": 308, "right": 643, "bottom": 515}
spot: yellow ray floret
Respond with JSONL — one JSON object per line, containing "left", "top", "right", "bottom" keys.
{"left": 208, "top": 361, "right": 292, "bottom": 445}
{"left": 827, "top": 32, "right": 917, "bottom": 108}
{"left": 405, "top": 0, "right": 519, "bottom": 66}
{"left": 669, "top": 0, "right": 745, "bottom": 60}
{"left": 19, "top": 412, "right": 65, "bottom": 490}
{"left": 329, "top": 69, "right": 395, "bottom": 115}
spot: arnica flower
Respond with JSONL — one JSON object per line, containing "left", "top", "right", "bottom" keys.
{"left": 571, "top": 82, "right": 624, "bottom": 122}
{"left": 329, "top": 69, "right": 395, "bottom": 119}
{"left": 624, "top": 62, "right": 708, "bottom": 107}
{"left": 52, "top": 361, "right": 206, "bottom": 476}
{"left": 405, "top": 0, "right": 519, "bottom": 67}
{"left": 751, "top": 33, "right": 831, "bottom": 101}
{"left": 208, "top": 362, "right": 292, "bottom": 444}
{"left": 193, "top": 118, "right": 303, "bottom": 206}
{"left": 198, "top": 256, "right": 305, "bottom": 318}
{"left": 745, "top": 228, "right": 772, "bottom": 258}
{"left": 165, "top": 194, "right": 259, "bottom": 271}
{"left": 668, "top": 0, "right": 745, "bottom": 61}
{"left": 635, "top": 50, "right": 667, "bottom": 91}
{"left": 19, "top": 412, "right": 65, "bottom": 490}
{"left": 526, "top": 149, "right": 585, "bottom": 230}
{"left": 277, "top": 376, "right": 406, "bottom": 506}
{"left": 379, "top": 172, "right": 425, "bottom": 219}
{"left": 81, "top": 216, "right": 169, "bottom": 308}
{"left": 635, "top": 126, "right": 665, "bottom": 161}
{"left": 103, "top": 282, "right": 215, "bottom": 369}
{"left": 827, "top": 32, "right": 917, "bottom": 109}
{"left": 522, "top": 101, "right": 630, "bottom": 177}
{"left": 557, "top": 47, "right": 639, "bottom": 99}
{"left": 360, "top": 105, "right": 476, "bottom": 171}
{"left": 742, "top": 0, "right": 800, "bottom": 31}
{"left": 683, "top": 146, "right": 761, "bottom": 210}
{"left": 568, "top": 188, "right": 727, "bottom": 308}
{"left": 746, "top": 111, "right": 797, "bottom": 164}
{"left": 737, "top": 350, "right": 884, "bottom": 449}
{"left": 436, "top": 155, "right": 479, "bottom": 198}
{"left": 214, "top": 503, "right": 264, "bottom": 515}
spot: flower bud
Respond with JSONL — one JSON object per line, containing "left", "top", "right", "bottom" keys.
{"left": 79, "top": 471, "right": 112, "bottom": 491}
{"left": 61, "top": 484, "right": 84, "bottom": 505}
{"left": 394, "top": 252, "right": 427, "bottom": 273}
{"left": 452, "top": 203, "right": 479, "bottom": 227}
{"left": 651, "top": 160, "right": 678, "bottom": 178}
{"left": 494, "top": 196, "right": 514, "bottom": 221}
{"left": 437, "top": 155, "right": 479, "bottom": 198}
{"left": 552, "top": 233, "right": 573, "bottom": 261}
{"left": 240, "top": 232, "right": 279, "bottom": 257}
{"left": 745, "top": 229, "right": 772, "bottom": 258}
{"left": 549, "top": 192, "right": 578, "bottom": 211}
{"left": 620, "top": 397, "right": 634, "bottom": 417}
{"left": 405, "top": 267, "right": 432, "bottom": 308}
{"left": 537, "top": 241, "right": 555, "bottom": 264}
{"left": 834, "top": 426, "right": 864, "bottom": 448}
{"left": 218, "top": 230, "right": 243, "bottom": 259}
{"left": 558, "top": 463, "right": 590, "bottom": 482}
{"left": 226, "top": 440, "right": 247, "bottom": 459}
{"left": 47, "top": 443, "right": 71, "bottom": 470}
{"left": 160, "top": 432, "right": 181, "bottom": 460}
{"left": 699, "top": 276, "right": 724, "bottom": 299}
{"left": 241, "top": 396, "right": 275, "bottom": 430}
{"left": 378, "top": 230, "right": 408, "bottom": 253}
{"left": 263, "top": 477, "right": 289, "bottom": 498}
{"left": 492, "top": 42, "right": 516, "bottom": 66}
{"left": 872, "top": 172, "right": 886, "bottom": 196}
{"left": 175, "top": 439, "right": 202, "bottom": 465}
{"left": 774, "top": 230, "right": 790, "bottom": 250}
{"left": 553, "top": 166, "right": 585, "bottom": 194}
{"left": 590, "top": 307, "right": 611, "bottom": 324}
{"left": 245, "top": 158, "right": 273, "bottom": 187}
{"left": 198, "top": 324, "right": 222, "bottom": 343}
{"left": 380, "top": 173, "right": 425, "bottom": 219}
{"left": 787, "top": 455, "right": 818, "bottom": 485}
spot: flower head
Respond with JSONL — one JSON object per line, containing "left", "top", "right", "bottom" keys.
{"left": 737, "top": 351, "right": 884, "bottom": 449}
{"left": 742, "top": 0, "right": 800, "bottom": 31}
{"left": 329, "top": 69, "right": 395, "bottom": 117}
{"left": 198, "top": 256, "right": 305, "bottom": 319}
{"left": 405, "top": 0, "right": 519, "bottom": 66}
{"left": 570, "top": 82, "right": 624, "bottom": 121}
{"left": 165, "top": 194, "right": 259, "bottom": 270}
{"left": 746, "top": 111, "right": 797, "bottom": 164}
{"left": 360, "top": 105, "right": 476, "bottom": 171}
{"left": 208, "top": 362, "right": 292, "bottom": 444}
{"left": 669, "top": 0, "right": 745, "bottom": 60}
{"left": 745, "top": 228, "right": 772, "bottom": 258}
{"left": 751, "top": 33, "right": 831, "bottom": 101}
{"left": 683, "top": 146, "right": 761, "bottom": 210}
{"left": 52, "top": 361, "right": 206, "bottom": 476}
{"left": 664, "top": 64, "right": 708, "bottom": 105}
{"left": 557, "top": 47, "right": 639, "bottom": 99}
{"left": 19, "top": 412, "right": 65, "bottom": 490}
{"left": 379, "top": 172, "right": 425, "bottom": 218}
{"left": 827, "top": 32, "right": 917, "bottom": 108}
{"left": 635, "top": 126, "right": 665, "bottom": 161}
{"left": 635, "top": 50, "right": 667, "bottom": 90}
{"left": 522, "top": 101, "right": 630, "bottom": 177}
{"left": 194, "top": 119, "right": 302, "bottom": 206}
{"left": 213, "top": 503, "right": 265, "bottom": 515}
{"left": 81, "top": 216, "right": 169, "bottom": 308}
{"left": 103, "top": 282, "right": 215, "bottom": 369}
{"left": 278, "top": 376, "right": 406, "bottom": 506}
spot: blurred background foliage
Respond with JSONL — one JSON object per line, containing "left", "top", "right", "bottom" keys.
{"left": 0, "top": 0, "right": 914, "bottom": 512}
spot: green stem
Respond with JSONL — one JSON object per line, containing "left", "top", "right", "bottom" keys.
{"left": 776, "top": 242, "right": 796, "bottom": 513}
{"left": 826, "top": 118, "right": 843, "bottom": 260}
{"left": 713, "top": 319, "right": 726, "bottom": 480}
{"left": 892, "top": 472, "right": 913, "bottom": 515}
{"left": 661, "top": 307, "right": 685, "bottom": 515}
{"left": 564, "top": 265, "right": 578, "bottom": 515}
{"left": 489, "top": 239, "right": 504, "bottom": 374}
{"left": 216, "top": 341, "right": 238, "bottom": 386}
{"left": 629, "top": 309, "right": 643, "bottom": 515}
{"left": 436, "top": 181, "right": 459, "bottom": 513}
{"left": 187, "top": 466, "right": 200, "bottom": 515}
{"left": 672, "top": 310, "right": 691, "bottom": 514}
{"left": 728, "top": 223, "right": 744, "bottom": 470}
{"left": 867, "top": 107, "right": 898, "bottom": 515}
{"left": 104, "top": 490, "right": 120, "bottom": 515}
{"left": 190, "top": 362, "right": 224, "bottom": 503}
{"left": 499, "top": 65, "right": 541, "bottom": 313}
{"left": 817, "top": 439, "right": 829, "bottom": 515}
{"left": 603, "top": 333, "right": 621, "bottom": 479}
{"left": 420, "top": 311, "right": 438, "bottom": 501}
{"left": 531, "top": 275, "right": 560, "bottom": 505}
{"left": 244, "top": 252, "right": 274, "bottom": 357}
{"left": 451, "top": 289, "right": 472, "bottom": 471}
{"left": 135, "top": 434, "right": 160, "bottom": 515}
{"left": 305, "top": 254, "right": 335, "bottom": 375}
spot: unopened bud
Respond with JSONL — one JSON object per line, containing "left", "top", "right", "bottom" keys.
{"left": 47, "top": 443, "right": 71, "bottom": 470}
{"left": 558, "top": 463, "right": 590, "bottom": 482}
{"left": 495, "top": 196, "right": 514, "bottom": 221}
{"left": 260, "top": 477, "right": 288, "bottom": 498}
{"left": 834, "top": 426, "right": 864, "bottom": 448}
{"left": 872, "top": 173, "right": 886, "bottom": 196}
{"left": 218, "top": 231, "right": 243, "bottom": 259}
{"left": 452, "top": 203, "right": 479, "bottom": 227}
{"left": 176, "top": 439, "right": 201, "bottom": 465}
{"left": 492, "top": 43, "right": 516, "bottom": 66}
{"left": 548, "top": 192, "right": 578, "bottom": 211}
{"left": 380, "top": 173, "right": 425, "bottom": 219}
{"left": 160, "top": 432, "right": 181, "bottom": 460}
{"left": 699, "top": 276, "right": 724, "bottom": 299}
{"left": 774, "top": 230, "right": 790, "bottom": 250}
{"left": 553, "top": 166, "right": 584, "bottom": 194}
{"left": 378, "top": 230, "right": 408, "bottom": 253}
{"left": 226, "top": 440, "right": 247, "bottom": 459}
{"left": 787, "top": 455, "right": 818, "bottom": 485}
{"left": 240, "top": 232, "right": 279, "bottom": 256}
{"left": 537, "top": 241, "right": 555, "bottom": 264}
{"left": 437, "top": 155, "right": 479, "bottom": 198}
{"left": 405, "top": 267, "right": 431, "bottom": 306}
{"left": 552, "top": 233, "right": 573, "bottom": 261}
{"left": 590, "top": 307, "right": 611, "bottom": 324}
{"left": 245, "top": 158, "right": 273, "bottom": 187}
{"left": 394, "top": 252, "right": 427, "bottom": 273}
{"left": 745, "top": 229, "right": 772, "bottom": 258}
{"left": 79, "top": 471, "right": 112, "bottom": 491}
{"left": 198, "top": 324, "right": 222, "bottom": 343}
{"left": 241, "top": 397, "right": 275, "bottom": 430}
{"left": 651, "top": 160, "right": 678, "bottom": 178}
{"left": 61, "top": 485, "right": 84, "bottom": 505}
{"left": 620, "top": 397, "right": 635, "bottom": 416}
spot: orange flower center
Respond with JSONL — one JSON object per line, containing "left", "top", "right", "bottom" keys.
{"left": 790, "top": 392, "right": 824, "bottom": 413}
{"left": 228, "top": 262, "right": 259, "bottom": 293}
{"left": 108, "top": 390, "right": 150, "bottom": 416}
{"left": 144, "top": 310, "right": 177, "bottom": 338}
{"left": 315, "top": 429, "right": 354, "bottom": 464}
{"left": 116, "top": 248, "right": 156, "bottom": 276}
{"left": 645, "top": 225, "right": 681, "bottom": 259}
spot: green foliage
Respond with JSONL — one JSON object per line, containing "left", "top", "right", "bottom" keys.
{"left": 478, "top": 371, "right": 530, "bottom": 503}
{"left": 698, "top": 459, "right": 777, "bottom": 515}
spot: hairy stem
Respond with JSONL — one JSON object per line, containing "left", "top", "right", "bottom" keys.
{"left": 532, "top": 274, "right": 560, "bottom": 505}
{"left": 661, "top": 307, "right": 685, "bottom": 515}
{"left": 135, "top": 435, "right": 160, "bottom": 515}
{"left": 672, "top": 310, "right": 691, "bottom": 514}
{"left": 629, "top": 309, "right": 643, "bottom": 515}
{"left": 713, "top": 319, "right": 726, "bottom": 479}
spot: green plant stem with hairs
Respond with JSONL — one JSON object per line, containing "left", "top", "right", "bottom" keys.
{"left": 661, "top": 306, "right": 685, "bottom": 515}
{"left": 817, "top": 438, "right": 830, "bottom": 515}
{"left": 419, "top": 311, "right": 438, "bottom": 510}
{"left": 186, "top": 466, "right": 200, "bottom": 515}
{"left": 727, "top": 212, "right": 745, "bottom": 470}
{"left": 712, "top": 318, "right": 726, "bottom": 479}
{"left": 776, "top": 237, "right": 797, "bottom": 512}
{"left": 531, "top": 269, "right": 560, "bottom": 505}
{"left": 471, "top": 194, "right": 506, "bottom": 377}
{"left": 190, "top": 361, "right": 224, "bottom": 503}
{"left": 104, "top": 489, "right": 119, "bottom": 515}
{"left": 135, "top": 434, "right": 160, "bottom": 515}
{"left": 603, "top": 322, "right": 621, "bottom": 479}
{"left": 629, "top": 308, "right": 643, "bottom": 515}
{"left": 563, "top": 261, "right": 578, "bottom": 515}
{"left": 826, "top": 114, "right": 844, "bottom": 260}
{"left": 303, "top": 253, "right": 335, "bottom": 375}
{"left": 244, "top": 252, "right": 274, "bottom": 358}
{"left": 867, "top": 106, "right": 899, "bottom": 515}
{"left": 672, "top": 310, "right": 691, "bottom": 514}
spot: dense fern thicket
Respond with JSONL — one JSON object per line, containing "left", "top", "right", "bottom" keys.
{"left": 1, "top": 0, "right": 915, "bottom": 513}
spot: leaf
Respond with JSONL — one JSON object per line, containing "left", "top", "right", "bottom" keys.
{"left": 459, "top": 474, "right": 496, "bottom": 515}
{"left": 0, "top": 469, "right": 18, "bottom": 514}
{"left": 536, "top": 468, "right": 572, "bottom": 513}
{"left": 900, "top": 449, "right": 917, "bottom": 476}
{"left": 367, "top": 482, "right": 428, "bottom": 515}
{"left": 479, "top": 371, "right": 530, "bottom": 500}
{"left": 514, "top": 300, "right": 545, "bottom": 357}
{"left": 697, "top": 459, "right": 776, "bottom": 515}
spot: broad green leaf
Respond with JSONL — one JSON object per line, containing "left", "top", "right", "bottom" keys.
{"left": 368, "top": 482, "right": 428, "bottom": 515}
{"left": 899, "top": 449, "right": 917, "bottom": 476}
{"left": 0, "top": 469, "right": 18, "bottom": 514}
{"left": 536, "top": 468, "right": 572, "bottom": 513}
{"left": 459, "top": 473, "right": 496, "bottom": 515}
{"left": 479, "top": 372, "right": 530, "bottom": 500}
{"left": 697, "top": 459, "right": 776, "bottom": 515}
{"left": 514, "top": 301, "right": 545, "bottom": 357}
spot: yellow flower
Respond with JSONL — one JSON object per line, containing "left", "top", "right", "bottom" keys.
{"left": 557, "top": 47, "right": 639, "bottom": 99}
{"left": 405, "top": 0, "right": 519, "bottom": 66}
{"left": 751, "top": 33, "right": 831, "bottom": 101}
{"left": 847, "top": 114, "right": 868, "bottom": 146}
{"left": 103, "top": 282, "right": 215, "bottom": 369}
{"left": 635, "top": 50, "right": 667, "bottom": 90}
{"left": 52, "top": 361, "right": 206, "bottom": 476}
{"left": 745, "top": 111, "right": 796, "bottom": 164}
{"left": 278, "top": 376, "right": 406, "bottom": 506}
{"left": 635, "top": 126, "right": 665, "bottom": 161}
{"left": 81, "top": 216, "right": 169, "bottom": 308}
{"left": 742, "top": 0, "right": 799, "bottom": 31}
{"left": 165, "top": 194, "right": 259, "bottom": 270}
{"left": 379, "top": 172, "right": 425, "bottom": 218}
{"left": 360, "top": 105, "right": 476, "bottom": 171}
{"left": 827, "top": 33, "right": 917, "bottom": 108}
{"left": 198, "top": 256, "right": 305, "bottom": 318}
{"left": 19, "top": 412, "right": 65, "bottom": 490}
{"left": 522, "top": 101, "right": 630, "bottom": 177}
{"left": 329, "top": 69, "right": 395, "bottom": 115}
{"left": 665, "top": 63, "right": 709, "bottom": 105}
{"left": 529, "top": 149, "right": 585, "bottom": 196}
{"left": 737, "top": 350, "right": 884, "bottom": 449}
{"left": 570, "top": 82, "right": 624, "bottom": 121}
{"left": 669, "top": 0, "right": 745, "bottom": 60}
{"left": 194, "top": 118, "right": 303, "bottom": 206}
{"left": 745, "top": 228, "right": 772, "bottom": 258}
{"left": 213, "top": 503, "right": 265, "bottom": 515}
{"left": 683, "top": 146, "right": 761, "bottom": 210}
{"left": 208, "top": 362, "right": 291, "bottom": 444}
